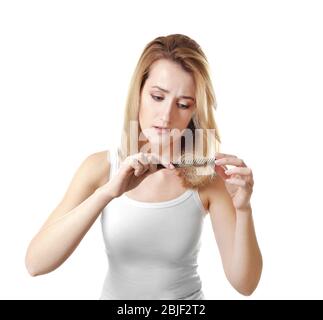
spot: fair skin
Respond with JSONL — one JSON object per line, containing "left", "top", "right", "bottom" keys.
{"left": 126, "top": 58, "right": 199, "bottom": 202}
{"left": 25, "top": 58, "right": 262, "bottom": 296}
{"left": 138, "top": 58, "right": 196, "bottom": 162}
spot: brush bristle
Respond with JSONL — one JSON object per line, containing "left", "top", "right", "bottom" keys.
{"left": 173, "top": 155, "right": 216, "bottom": 168}
{"left": 173, "top": 154, "right": 217, "bottom": 189}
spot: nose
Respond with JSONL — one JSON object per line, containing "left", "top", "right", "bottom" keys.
{"left": 159, "top": 101, "right": 173, "bottom": 125}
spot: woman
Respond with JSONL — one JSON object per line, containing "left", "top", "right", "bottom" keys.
{"left": 25, "top": 34, "right": 262, "bottom": 299}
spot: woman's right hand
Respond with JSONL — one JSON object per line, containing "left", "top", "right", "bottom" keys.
{"left": 105, "top": 152, "right": 175, "bottom": 198}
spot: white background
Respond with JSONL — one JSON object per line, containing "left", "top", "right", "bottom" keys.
{"left": 1, "top": 0, "right": 322, "bottom": 299}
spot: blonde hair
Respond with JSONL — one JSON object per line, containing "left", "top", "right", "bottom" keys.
{"left": 118, "top": 34, "right": 222, "bottom": 188}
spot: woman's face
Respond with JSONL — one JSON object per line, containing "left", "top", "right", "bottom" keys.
{"left": 139, "top": 59, "right": 196, "bottom": 151}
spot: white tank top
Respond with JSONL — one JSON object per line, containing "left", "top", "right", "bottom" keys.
{"left": 100, "top": 147, "right": 207, "bottom": 300}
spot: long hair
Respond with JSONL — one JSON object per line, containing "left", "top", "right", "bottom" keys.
{"left": 117, "top": 34, "right": 221, "bottom": 188}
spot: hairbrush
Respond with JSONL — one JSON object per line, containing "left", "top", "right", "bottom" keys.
{"left": 156, "top": 156, "right": 217, "bottom": 169}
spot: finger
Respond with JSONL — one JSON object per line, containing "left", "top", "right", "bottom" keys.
{"left": 225, "top": 177, "right": 247, "bottom": 187}
{"left": 137, "top": 152, "right": 149, "bottom": 165}
{"left": 225, "top": 167, "right": 253, "bottom": 186}
{"left": 214, "top": 157, "right": 246, "bottom": 167}
{"left": 137, "top": 152, "right": 150, "bottom": 173}
{"left": 215, "top": 152, "right": 238, "bottom": 159}
{"left": 130, "top": 157, "right": 145, "bottom": 176}
{"left": 214, "top": 164, "right": 231, "bottom": 180}
{"left": 149, "top": 153, "right": 173, "bottom": 169}
{"left": 147, "top": 154, "right": 157, "bottom": 172}
{"left": 224, "top": 167, "right": 252, "bottom": 176}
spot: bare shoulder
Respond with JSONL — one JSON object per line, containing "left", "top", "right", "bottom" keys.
{"left": 38, "top": 150, "right": 111, "bottom": 232}
{"left": 203, "top": 175, "right": 235, "bottom": 217}
{"left": 201, "top": 175, "right": 230, "bottom": 212}
{"left": 204, "top": 174, "right": 225, "bottom": 194}
{"left": 83, "top": 150, "right": 111, "bottom": 190}
{"left": 63, "top": 149, "right": 111, "bottom": 195}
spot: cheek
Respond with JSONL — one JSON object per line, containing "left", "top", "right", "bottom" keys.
{"left": 139, "top": 100, "right": 154, "bottom": 126}
{"left": 141, "top": 97, "right": 156, "bottom": 117}
{"left": 176, "top": 114, "right": 194, "bottom": 130}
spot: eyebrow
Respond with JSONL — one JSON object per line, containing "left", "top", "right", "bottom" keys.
{"left": 151, "top": 85, "right": 195, "bottom": 102}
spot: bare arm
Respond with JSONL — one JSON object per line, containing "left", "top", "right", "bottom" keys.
{"left": 25, "top": 151, "right": 114, "bottom": 276}
{"left": 207, "top": 177, "right": 263, "bottom": 295}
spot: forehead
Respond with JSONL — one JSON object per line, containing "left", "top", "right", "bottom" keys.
{"left": 146, "top": 59, "right": 195, "bottom": 93}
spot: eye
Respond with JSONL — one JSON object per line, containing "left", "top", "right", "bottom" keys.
{"left": 151, "top": 95, "right": 163, "bottom": 101}
{"left": 151, "top": 94, "right": 189, "bottom": 109}
{"left": 177, "top": 103, "right": 189, "bottom": 110}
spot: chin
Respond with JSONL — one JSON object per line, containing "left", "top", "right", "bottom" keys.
{"left": 148, "top": 137, "right": 171, "bottom": 146}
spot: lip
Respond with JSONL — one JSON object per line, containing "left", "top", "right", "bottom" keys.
{"left": 153, "top": 126, "right": 170, "bottom": 134}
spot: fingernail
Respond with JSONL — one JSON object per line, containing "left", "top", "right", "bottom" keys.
{"left": 169, "top": 163, "right": 175, "bottom": 169}
{"left": 214, "top": 160, "right": 222, "bottom": 165}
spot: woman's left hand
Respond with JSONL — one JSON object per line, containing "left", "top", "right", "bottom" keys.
{"left": 214, "top": 152, "right": 254, "bottom": 211}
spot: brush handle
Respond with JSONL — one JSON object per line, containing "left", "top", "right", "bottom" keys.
{"left": 156, "top": 157, "right": 216, "bottom": 169}
{"left": 156, "top": 163, "right": 178, "bottom": 169}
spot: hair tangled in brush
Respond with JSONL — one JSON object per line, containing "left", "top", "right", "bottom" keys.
{"left": 173, "top": 153, "right": 217, "bottom": 189}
